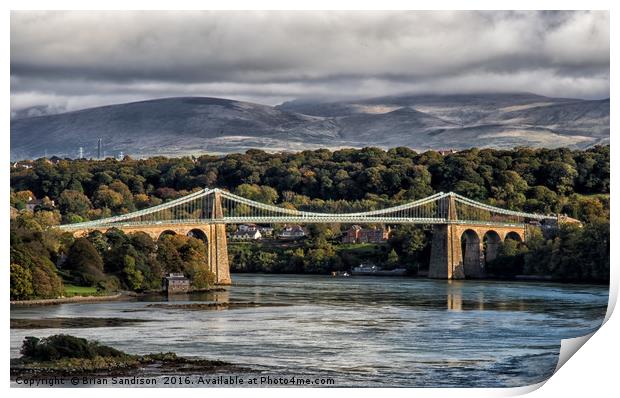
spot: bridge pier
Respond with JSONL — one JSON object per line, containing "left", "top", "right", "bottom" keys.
{"left": 207, "top": 223, "right": 231, "bottom": 285}
{"left": 207, "top": 190, "right": 231, "bottom": 285}
{"left": 429, "top": 194, "right": 464, "bottom": 279}
{"left": 429, "top": 224, "right": 465, "bottom": 279}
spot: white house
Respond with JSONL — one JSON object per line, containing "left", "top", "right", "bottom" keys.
{"left": 278, "top": 225, "right": 306, "bottom": 240}
{"left": 238, "top": 223, "right": 258, "bottom": 232}
{"left": 232, "top": 228, "right": 262, "bottom": 240}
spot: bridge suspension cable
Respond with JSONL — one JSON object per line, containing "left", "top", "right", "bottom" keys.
{"left": 57, "top": 187, "right": 556, "bottom": 232}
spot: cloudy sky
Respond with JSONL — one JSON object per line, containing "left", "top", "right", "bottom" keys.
{"left": 11, "top": 10, "right": 609, "bottom": 117}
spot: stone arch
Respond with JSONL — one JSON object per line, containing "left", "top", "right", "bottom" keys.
{"left": 187, "top": 228, "right": 208, "bottom": 243}
{"left": 158, "top": 230, "right": 177, "bottom": 240}
{"left": 461, "top": 229, "right": 483, "bottom": 278}
{"left": 483, "top": 230, "right": 502, "bottom": 264}
{"left": 505, "top": 231, "right": 523, "bottom": 242}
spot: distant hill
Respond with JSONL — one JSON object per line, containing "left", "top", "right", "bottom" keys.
{"left": 10, "top": 93, "right": 609, "bottom": 160}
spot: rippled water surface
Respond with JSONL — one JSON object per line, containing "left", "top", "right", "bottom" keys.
{"left": 10, "top": 274, "right": 608, "bottom": 387}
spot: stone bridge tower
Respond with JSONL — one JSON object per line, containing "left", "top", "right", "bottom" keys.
{"left": 429, "top": 194, "right": 465, "bottom": 279}
{"left": 207, "top": 190, "right": 231, "bottom": 285}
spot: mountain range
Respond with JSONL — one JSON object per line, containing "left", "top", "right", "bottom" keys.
{"left": 10, "top": 93, "right": 609, "bottom": 160}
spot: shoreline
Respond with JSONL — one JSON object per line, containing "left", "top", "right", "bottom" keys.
{"left": 10, "top": 286, "right": 229, "bottom": 306}
{"left": 10, "top": 293, "right": 127, "bottom": 306}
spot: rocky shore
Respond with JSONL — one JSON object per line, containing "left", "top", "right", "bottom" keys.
{"left": 11, "top": 335, "right": 248, "bottom": 381}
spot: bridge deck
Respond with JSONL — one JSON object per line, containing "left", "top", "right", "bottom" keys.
{"left": 59, "top": 218, "right": 529, "bottom": 231}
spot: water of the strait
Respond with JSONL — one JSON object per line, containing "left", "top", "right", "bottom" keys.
{"left": 10, "top": 273, "right": 608, "bottom": 387}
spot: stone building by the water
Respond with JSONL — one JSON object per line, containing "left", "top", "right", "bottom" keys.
{"left": 162, "top": 273, "right": 191, "bottom": 294}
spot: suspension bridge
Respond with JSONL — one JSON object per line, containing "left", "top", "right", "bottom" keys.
{"left": 58, "top": 187, "right": 557, "bottom": 284}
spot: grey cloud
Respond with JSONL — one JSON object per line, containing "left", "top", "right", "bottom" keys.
{"left": 10, "top": 10, "right": 610, "bottom": 114}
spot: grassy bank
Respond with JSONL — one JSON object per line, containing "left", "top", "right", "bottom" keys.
{"left": 63, "top": 284, "right": 100, "bottom": 297}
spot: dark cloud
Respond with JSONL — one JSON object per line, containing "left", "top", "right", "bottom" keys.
{"left": 10, "top": 10, "right": 610, "bottom": 115}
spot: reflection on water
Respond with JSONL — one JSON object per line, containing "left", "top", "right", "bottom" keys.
{"left": 444, "top": 284, "right": 540, "bottom": 313}
{"left": 447, "top": 288, "right": 463, "bottom": 311}
{"left": 10, "top": 274, "right": 608, "bottom": 387}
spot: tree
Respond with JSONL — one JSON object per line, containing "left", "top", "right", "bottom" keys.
{"left": 133, "top": 193, "right": 151, "bottom": 209}
{"left": 33, "top": 210, "right": 61, "bottom": 227}
{"left": 30, "top": 264, "right": 64, "bottom": 298}
{"left": 306, "top": 224, "right": 335, "bottom": 241}
{"left": 453, "top": 180, "right": 487, "bottom": 201}
{"left": 579, "top": 220, "right": 610, "bottom": 281}
{"left": 157, "top": 237, "right": 185, "bottom": 273}
{"left": 386, "top": 249, "right": 400, "bottom": 269}
{"left": 192, "top": 269, "right": 216, "bottom": 289}
{"left": 524, "top": 186, "right": 559, "bottom": 214}
{"left": 403, "top": 165, "right": 433, "bottom": 199}
{"left": 86, "top": 231, "right": 110, "bottom": 257}
{"left": 234, "top": 184, "right": 279, "bottom": 204}
{"left": 58, "top": 190, "right": 93, "bottom": 219}
{"left": 493, "top": 171, "right": 528, "bottom": 209}
{"left": 252, "top": 251, "right": 278, "bottom": 272}
{"left": 289, "top": 248, "right": 306, "bottom": 273}
{"left": 130, "top": 232, "right": 157, "bottom": 253}
{"left": 92, "top": 185, "right": 124, "bottom": 211}
{"left": 10, "top": 263, "right": 34, "bottom": 300}
{"left": 562, "top": 195, "right": 608, "bottom": 223}
{"left": 109, "top": 180, "right": 136, "bottom": 211}
{"left": 65, "top": 238, "right": 105, "bottom": 286}
{"left": 122, "top": 255, "right": 144, "bottom": 290}
{"left": 541, "top": 161, "right": 578, "bottom": 195}
{"left": 10, "top": 225, "right": 65, "bottom": 299}
{"left": 155, "top": 187, "right": 180, "bottom": 200}
{"left": 388, "top": 225, "right": 428, "bottom": 264}
{"left": 13, "top": 190, "right": 35, "bottom": 204}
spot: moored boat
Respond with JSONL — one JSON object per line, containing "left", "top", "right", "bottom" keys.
{"left": 351, "top": 263, "right": 407, "bottom": 276}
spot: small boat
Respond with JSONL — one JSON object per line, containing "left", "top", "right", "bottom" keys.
{"left": 351, "top": 263, "right": 407, "bottom": 276}
{"left": 331, "top": 271, "right": 351, "bottom": 277}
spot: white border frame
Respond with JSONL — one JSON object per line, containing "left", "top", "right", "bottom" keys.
{"left": 3, "top": 3, "right": 616, "bottom": 398}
